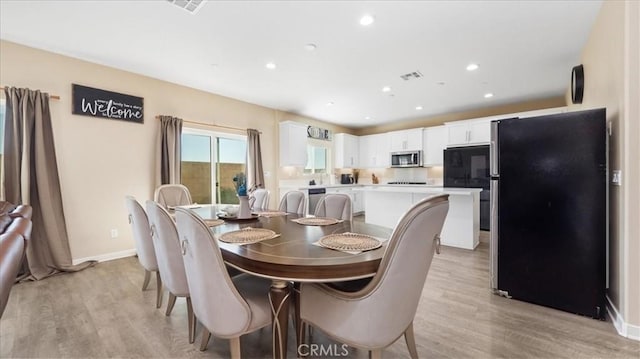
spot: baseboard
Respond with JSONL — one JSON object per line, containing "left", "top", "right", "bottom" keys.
{"left": 72, "top": 248, "right": 137, "bottom": 266}
{"left": 606, "top": 295, "right": 640, "bottom": 341}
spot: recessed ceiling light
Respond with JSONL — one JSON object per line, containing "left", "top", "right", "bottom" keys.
{"left": 265, "top": 62, "right": 276, "bottom": 70}
{"left": 360, "top": 14, "right": 375, "bottom": 26}
{"left": 326, "top": 102, "right": 334, "bottom": 106}
{"left": 466, "top": 63, "right": 479, "bottom": 71}
{"left": 304, "top": 43, "right": 317, "bottom": 51}
{"left": 436, "top": 81, "right": 445, "bottom": 86}
{"left": 484, "top": 93, "right": 494, "bottom": 98}
{"left": 415, "top": 106, "right": 423, "bottom": 110}
{"left": 382, "top": 86, "right": 391, "bottom": 92}
{"left": 365, "top": 116, "right": 371, "bottom": 120}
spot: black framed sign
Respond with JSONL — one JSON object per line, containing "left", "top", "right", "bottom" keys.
{"left": 72, "top": 84, "right": 144, "bottom": 123}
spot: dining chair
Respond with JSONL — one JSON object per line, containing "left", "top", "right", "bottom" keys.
{"left": 154, "top": 184, "right": 193, "bottom": 209}
{"left": 145, "top": 201, "right": 196, "bottom": 343}
{"left": 125, "top": 196, "right": 163, "bottom": 308}
{"left": 249, "top": 188, "right": 270, "bottom": 210}
{"left": 278, "top": 190, "right": 306, "bottom": 215}
{"left": 174, "top": 208, "right": 273, "bottom": 358}
{"left": 313, "top": 193, "right": 352, "bottom": 221}
{"left": 299, "top": 194, "right": 449, "bottom": 359}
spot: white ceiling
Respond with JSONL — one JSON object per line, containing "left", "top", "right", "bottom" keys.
{"left": 0, "top": 1, "right": 602, "bottom": 128}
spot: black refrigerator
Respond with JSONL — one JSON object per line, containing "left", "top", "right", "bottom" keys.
{"left": 444, "top": 145, "right": 490, "bottom": 230}
{"left": 490, "top": 108, "right": 607, "bottom": 319}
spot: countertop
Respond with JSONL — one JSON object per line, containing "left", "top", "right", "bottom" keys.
{"left": 353, "top": 185, "right": 482, "bottom": 195}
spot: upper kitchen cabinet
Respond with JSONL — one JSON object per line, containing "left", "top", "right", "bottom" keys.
{"left": 446, "top": 119, "right": 491, "bottom": 147}
{"left": 389, "top": 128, "right": 423, "bottom": 151}
{"left": 279, "top": 121, "right": 308, "bottom": 167}
{"left": 334, "top": 133, "right": 359, "bottom": 168}
{"left": 422, "top": 125, "right": 447, "bottom": 166}
{"left": 359, "top": 133, "right": 390, "bottom": 168}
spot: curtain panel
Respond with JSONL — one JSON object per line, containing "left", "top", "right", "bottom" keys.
{"left": 246, "top": 128, "right": 265, "bottom": 193}
{"left": 156, "top": 115, "right": 183, "bottom": 185}
{"left": 3, "top": 87, "right": 94, "bottom": 280}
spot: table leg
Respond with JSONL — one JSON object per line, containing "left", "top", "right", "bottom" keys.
{"left": 270, "top": 280, "right": 291, "bottom": 359}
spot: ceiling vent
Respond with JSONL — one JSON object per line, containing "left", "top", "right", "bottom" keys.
{"left": 400, "top": 71, "right": 423, "bottom": 81}
{"left": 167, "top": 0, "right": 207, "bottom": 14}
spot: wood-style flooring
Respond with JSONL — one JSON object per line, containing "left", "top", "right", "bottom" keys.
{"left": 1, "top": 234, "right": 638, "bottom": 358}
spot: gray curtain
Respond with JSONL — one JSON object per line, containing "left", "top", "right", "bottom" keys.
{"left": 246, "top": 129, "right": 265, "bottom": 193}
{"left": 157, "top": 115, "right": 183, "bottom": 185}
{"left": 3, "top": 87, "right": 94, "bottom": 280}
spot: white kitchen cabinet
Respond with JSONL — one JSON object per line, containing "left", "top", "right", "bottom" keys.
{"left": 279, "top": 121, "right": 308, "bottom": 167}
{"left": 358, "top": 133, "right": 390, "bottom": 168}
{"left": 389, "top": 129, "right": 423, "bottom": 152}
{"left": 334, "top": 133, "right": 359, "bottom": 168}
{"left": 446, "top": 119, "right": 491, "bottom": 147}
{"left": 422, "top": 125, "right": 447, "bottom": 166}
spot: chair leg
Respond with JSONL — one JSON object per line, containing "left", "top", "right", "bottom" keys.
{"left": 155, "top": 271, "right": 163, "bottom": 308}
{"left": 142, "top": 269, "right": 152, "bottom": 290}
{"left": 187, "top": 297, "right": 196, "bottom": 344}
{"left": 293, "top": 282, "right": 303, "bottom": 351}
{"left": 369, "top": 349, "right": 382, "bottom": 359}
{"left": 200, "top": 328, "right": 211, "bottom": 351}
{"left": 404, "top": 322, "right": 418, "bottom": 359}
{"left": 230, "top": 337, "right": 241, "bottom": 359}
{"left": 165, "top": 293, "right": 177, "bottom": 316}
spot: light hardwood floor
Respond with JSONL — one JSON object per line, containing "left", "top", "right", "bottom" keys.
{"left": 1, "top": 238, "right": 638, "bottom": 358}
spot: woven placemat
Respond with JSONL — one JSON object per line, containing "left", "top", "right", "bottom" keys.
{"left": 292, "top": 217, "right": 341, "bottom": 226}
{"left": 218, "top": 228, "right": 277, "bottom": 244}
{"left": 319, "top": 232, "right": 382, "bottom": 251}
{"left": 204, "top": 219, "right": 224, "bottom": 227}
{"left": 254, "top": 211, "right": 288, "bottom": 217}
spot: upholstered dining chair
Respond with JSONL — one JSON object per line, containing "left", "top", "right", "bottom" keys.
{"left": 299, "top": 194, "right": 449, "bottom": 359}
{"left": 249, "top": 188, "right": 270, "bottom": 210}
{"left": 313, "top": 193, "right": 352, "bottom": 221}
{"left": 278, "top": 190, "right": 306, "bottom": 215}
{"left": 174, "top": 208, "right": 273, "bottom": 358}
{"left": 154, "top": 184, "right": 192, "bottom": 209}
{"left": 125, "top": 196, "right": 163, "bottom": 308}
{"left": 145, "top": 201, "right": 196, "bottom": 343}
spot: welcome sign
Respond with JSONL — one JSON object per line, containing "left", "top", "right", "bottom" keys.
{"left": 72, "top": 84, "right": 144, "bottom": 123}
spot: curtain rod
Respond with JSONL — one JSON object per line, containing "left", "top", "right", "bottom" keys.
{"left": 0, "top": 86, "right": 61, "bottom": 100}
{"left": 155, "top": 115, "right": 261, "bottom": 133}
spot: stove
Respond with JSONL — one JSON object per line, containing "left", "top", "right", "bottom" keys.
{"left": 387, "top": 181, "right": 427, "bottom": 185}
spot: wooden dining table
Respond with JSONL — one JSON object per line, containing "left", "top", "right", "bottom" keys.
{"left": 188, "top": 205, "right": 391, "bottom": 359}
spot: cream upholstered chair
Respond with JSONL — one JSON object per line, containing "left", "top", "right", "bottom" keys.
{"left": 154, "top": 184, "right": 192, "bottom": 209}
{"left": 125, "top": 196, "right": 163, "bottom": 308}
{"left": 278, "top": 190, "right": 306, "bottom": 215}
{"left": 313, "top": 193, "right": 352, "bottom": 221}
{"left": 174, "top": 208, "right": 273, "bottom": 358}
{"left": 249, "top": 188, "right": 270, "bottom": 210}
{"left": 299, "top": 194, "right": 449, "bottom": 359}
{"left": 145, "top": 201, "right": 196, "bottom": 343}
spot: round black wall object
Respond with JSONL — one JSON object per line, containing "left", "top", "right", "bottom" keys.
{"left": 571, "top": 64, "right": 584, "bottom": 104}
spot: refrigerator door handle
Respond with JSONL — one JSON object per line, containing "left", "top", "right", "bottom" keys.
{"left": 490, "top": 121, "right": 499, "bottom": 176}
{"left": 490, "top": 179, "right": 499, "bottom": 290}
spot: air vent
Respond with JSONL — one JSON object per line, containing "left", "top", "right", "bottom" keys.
{"left": 400, "top": 71, "right": 423, "bottom": 81}
{"left": 167, "top": 0, "right": 207, "bottom": 14}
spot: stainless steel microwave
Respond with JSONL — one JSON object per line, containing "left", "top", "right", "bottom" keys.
{"left": 390, "top": 150, "right": 423, "bottom": 168}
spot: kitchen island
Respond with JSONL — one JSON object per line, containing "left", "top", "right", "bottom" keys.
{"left": 353, "top": 186, "right": 482, "bottom": 250}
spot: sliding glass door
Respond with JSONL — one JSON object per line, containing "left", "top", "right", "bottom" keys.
{"left": 181, "top": 129, "right": 246, "bottom": 204}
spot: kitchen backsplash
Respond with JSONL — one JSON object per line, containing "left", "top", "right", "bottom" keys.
{"left": 279, "top": 166, "right": 443, "bottom": 187}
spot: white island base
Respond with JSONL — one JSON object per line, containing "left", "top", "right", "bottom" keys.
{"left": 356, "top": 186, "right": 481, "bottom": 250}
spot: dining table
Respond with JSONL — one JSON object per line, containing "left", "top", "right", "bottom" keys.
{"left": 188, "top": 205, "right": 392, "bottom": 359}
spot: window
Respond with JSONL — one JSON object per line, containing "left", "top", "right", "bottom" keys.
{"left": 304, "top": 145, "right": 328, "bottom": 174}
{"left": 181, "top": 128, "right": 247, "bottom": 205}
